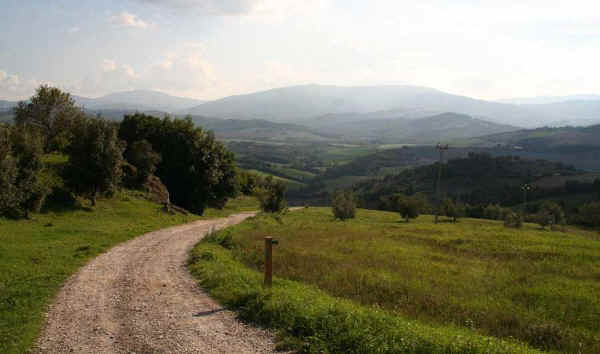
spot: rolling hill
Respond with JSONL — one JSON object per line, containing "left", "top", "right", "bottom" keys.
{"left": 463, "top": 124, "right": 600, "bottom": 148}
{"left": 314, "top": 112, "right": 518, "bottom": 143}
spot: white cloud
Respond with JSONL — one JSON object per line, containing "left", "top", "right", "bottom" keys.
{"left": 0, "top": 69, "right": 45, "bottom": 100}
{"left": 136, "top": 0, "right": 260, "bottom": 15}
{"left": 101, "top": 59, "right": 117, "bottom": 72}
{"left": 111, "top": 12, "right": 151, "bottom": 29}
{"left": 67, "top": 26, "right": 80, "bottom": 34}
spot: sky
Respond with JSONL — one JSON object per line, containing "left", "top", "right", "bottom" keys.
{"left": 1, "top": 0, "right": 600, "bottom": 101}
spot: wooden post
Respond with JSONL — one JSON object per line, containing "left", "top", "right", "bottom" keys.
{"left": 264, "top": 237, "right": 273, "bottom": 288}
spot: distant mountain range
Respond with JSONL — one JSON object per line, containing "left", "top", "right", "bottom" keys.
{"left": 464, "top": 124, "right": 600, "bottom": 148}
{"left": 3, "top": 85, "right": 600, "bottom": 129}
{"left": 72, "top": 90, "right": 205, "bottom": 112}
{"left": 183, "top": 84, "right": 600, "bottom": 128}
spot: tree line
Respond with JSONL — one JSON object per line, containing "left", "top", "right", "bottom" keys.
{"left": 0, "top": 85, "right": 273, "bottom": 218}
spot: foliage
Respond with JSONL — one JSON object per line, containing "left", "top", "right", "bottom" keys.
{"left": 331, "top": 190, "right": 356, "bottom": 220}
{"left": 13, "top": 85, "right": 84, "bottom": 152}
{"left": 254, "top": 176, "right": 287, "bottom": 213}
{"left": 0, "top": 124, "right": 48, "bottom": 218}
{"left": 236, "top": 169, "right": 261, "bottom": 195}
{"left": 119, "top": 113, "right": 237, "bottom": 214}
{"left": 483, "top": 204, "right": 506, "bottom": 220}
{"left": 125, "top": 139, "right": 161, "bottom": 187}
{"left": 196, "top": 208, "right": 600, "bottom": 353}
{"left": 64, "top": 118, "right": 124, "bottom": 206}
{"left": 442, "top": 198, "right": 464, "bottom": 222}
{"left": 574, "top": 202, "right": 600, "bottom": 227}
{"left": 535, "top": 201, "right": 565, "bottom": 229}
{"left": 191, "top": 234, "right": 545, "bottom": 353}
{"left": 503, "top": 210, "right": 523, "bottom": 228}
{"left": 382, "top": 193, "right": 423, "bottom": 222}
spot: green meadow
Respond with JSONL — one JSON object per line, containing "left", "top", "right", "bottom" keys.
{"left": 193, "top": 208, "right": 600, "bottom": 353}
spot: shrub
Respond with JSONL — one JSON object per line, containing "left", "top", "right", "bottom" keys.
{"left": 504, "top": 211, "right": 523, "bottom": 228}
{"left": 331, "top": 190, "right": 356, "bottom": 220}
{"left": 484, "top": 204, "right": 505, "bottom": 220}
{"left": 254, "top": 176, "right": 287, "bottom": 213}
{"left": 383, "top": 193, "right": 423, "bottom": 222}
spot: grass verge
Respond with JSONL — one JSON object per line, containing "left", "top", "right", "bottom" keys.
{"left": 0, "top": 192, "right": 258, "bottom": 353}
{"left": 189, "top": 232, "right": 543, "bottom": 353}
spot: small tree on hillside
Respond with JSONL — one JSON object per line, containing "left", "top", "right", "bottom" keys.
{"left": 255, "top": 176, "right": 287, "bottom": 213}
{"left": 389, "top": 194, "right": 423, "bottom": 222}
{"left": 504, "top": 210, "right": 523, "bottom": 228}
{"left": 14, "top": 85, "right": 84, "bottom": 152}
{"left": 125, "top": 139, "right": 161, "bottom": 186}
{"left": 64, "top": 118, "right": 124, "bottom": 206}
{"left": 535, "top": 201, "right": 565, "bottom": 229}
{"left": 331, "top": 190, "right": 356, "bottom": 220}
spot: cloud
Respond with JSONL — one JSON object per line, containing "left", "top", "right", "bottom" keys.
{"left": 136, "top": 0, "right": 260, "bottom": 15}
{"left": 0, "top": 69, "right": 45, "bottom": 100}
{"left": 67, "top": 27, "right": 80, "bottom": 34}
{"left": 101, "top": 59, "right": 117, "bottom": 72}
{"left": 111, "top": 11, "right": 151, "bottom": 29}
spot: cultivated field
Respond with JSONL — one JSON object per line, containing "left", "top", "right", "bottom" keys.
{"left": 202, "top": 208, "right": 600, "bottom": 353}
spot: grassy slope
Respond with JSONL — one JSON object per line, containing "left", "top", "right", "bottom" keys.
{"left": 192, "top": 208, "right": 600, "bottom": 353}
{"left": 0, "top": 193, "right": 258, "bottom": 353}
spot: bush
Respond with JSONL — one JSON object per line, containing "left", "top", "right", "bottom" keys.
{"left": 504, "top": 211, "right": 523, "bottom": 228}
{"left": 484, "top": 204, "right": 505, "bottom": 220}
{"left": 254, "top": 176, "right": 287, "bottom": 213}
{"left": 331, "top": 190, "right": 356, "bottom": 220}
{"left": 382, "top": 193, "right": 423, "bottom": 222}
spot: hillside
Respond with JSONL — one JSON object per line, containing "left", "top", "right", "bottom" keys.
{"left": 184, "top": 84, "right": 600, "bottom": 128}
{"left": 191, "top": 116, "right": 336, "bottom": 142}
{"left": 464, "top": 124, "right": 600, "bottom": 148}
{"left": 192, "top": 208, "right": 600, "bottom": 353}
{"left": 353, "top": 153, "right": 580, "bottom": 208}
{"left": 314, "top": 112, "right": 518, "bottom": 143}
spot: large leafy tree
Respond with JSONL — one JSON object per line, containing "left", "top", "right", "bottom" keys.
{"left": 64, "top": 118, "right": 124, "bottom": 206}
{"left": 0, "top": 124, "right": 47, "bottom": 217}
{"left": 119, "top": 113, "right": 237, "bottom": 214}
{"left": 14, "top": 85, "right": 84, "bottom": 152}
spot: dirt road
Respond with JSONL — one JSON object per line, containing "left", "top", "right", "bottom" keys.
{"left": 35, "top": 212, "right": 276, "bottom": 353}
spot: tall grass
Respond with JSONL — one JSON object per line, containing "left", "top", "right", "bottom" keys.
{"left": 198, "top": 208, "right": 600, "bottom": 353}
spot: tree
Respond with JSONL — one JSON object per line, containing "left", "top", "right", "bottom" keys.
{"left": 64, "top": 118, "right": 124, "bottom": 206}
{"left": 443, "top": 198, "right": 464, "bottom": 223}
{"left": 0, "top": 124, "right": 47, "bottom": 218}
{"left": 536, "top": 201, "right": 565, "bottom": 229}
{"left": 388, "top": 194, "right": 423, "bottom": 222}
{"left": 576, "top": 202, "right": 600, "bottom": 227}
{"left": 118, "top": 113, "right": 237, "bottom": 214}
{"left": 255, "top": 176, "right": 287, "bottom": 213}
{"left": 504, "top": 210, "right": 523, "bottom": 228}
{"left": 125, "top": 139, "right": 161, "bottom": 186}
{"left": 594, "top": 179, "right": 600, "bottom": 200}
{"left": 14, "top": 85, "right": 84, "bottom": 152}
{"left": 331, "top": 190, "right": 356, "bottom": 220}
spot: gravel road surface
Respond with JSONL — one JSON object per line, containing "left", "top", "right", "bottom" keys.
{"left": 35, "top": 212, "right": 277, "bottom": 353}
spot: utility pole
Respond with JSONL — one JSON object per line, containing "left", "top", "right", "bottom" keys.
{"left": 521, "top": 183, "right": 532, "bottom": 216}
{"left": 435, "top": 143, "right": 449, "bottom": 224}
